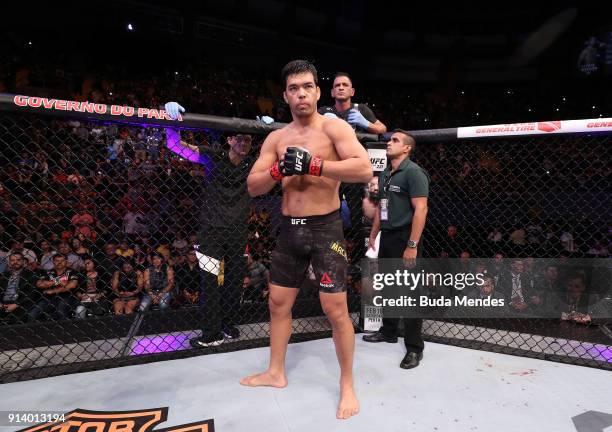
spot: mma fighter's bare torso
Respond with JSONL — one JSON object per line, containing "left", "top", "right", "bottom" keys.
{"left": 273, "top": 117, "right": 341, "bottom": 217}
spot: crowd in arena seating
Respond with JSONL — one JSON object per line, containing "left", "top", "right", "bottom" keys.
{"left": 0, "top": 46, "right": 610, "bottom": 325}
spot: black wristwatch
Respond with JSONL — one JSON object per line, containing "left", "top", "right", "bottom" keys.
{"left": 407, "top": 240, "right": 418, "bottom": 249}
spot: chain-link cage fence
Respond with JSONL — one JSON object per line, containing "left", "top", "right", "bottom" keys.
{"left": 0, "top": 95, "right": 610, "bottom": 384}
{"left": 399, "top": 131, "right": 611, "bottom": 370}
{"left": 0, "top": 97, "right": 372, "bottom": 383}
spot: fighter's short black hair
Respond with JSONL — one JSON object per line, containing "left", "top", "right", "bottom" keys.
{"left": 281, "top": 60, "right": 318, "bottom": 87}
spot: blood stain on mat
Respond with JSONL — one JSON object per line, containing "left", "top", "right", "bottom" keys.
{"left": 510, "top": 368, "right": 537, "bottom": 376}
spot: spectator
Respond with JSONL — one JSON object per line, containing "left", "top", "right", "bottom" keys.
{"left": 111, "top": 258, "right": 142, "bottom": 315}
{"left": 115, "top": 240, "right": 135, "bottom": 258}
{"left": 525, "top": 221, "right": 543, "bottom": 246}
{"left": 169, "top": 252, "right": 185, "bottom": 267}
{"left": 587, "top": 241, "right": 609, "bottom": 257}
{"left": 457, "top": 251, "right": 472, "bottom": 274}
{"left": 140, "top": 253, "right": 174, "bottom": 311}
{"left": 29, "top": 254, "right": 79, "bottom": 321}
{"left": 536, "top": 264, "right": 563, "bottom": 311}
{"left": 134, "top": 136, "right": 148, "bottom": 161}
{"left": 122, "top": 205, "right": 148, "bottom": 237}
{"left": 558, "top": 274, "right": 592, "bottom": 324}
{"left": 175, "top": 249, "right": 203, "bottom": 305}
{"left": 171, "top": 232, "right": 189, "bottom": 256}
{"left": 33, "top": 151, "right": 49, "bottom": 180}
{"left": 469, "top": 275, "right": 504, "bottom": 302}
{"left": 71, "top": 237, "right": 91, "bottom": 261}
{"left": 37, "top": 199, "right": 63, "bottom": 240}
{"left": 71, "top": 206, "right": 97, "bottom": 241}
{"left": 75, "top": 257, "right": 106, "bottom": 319}
{"left": 132, "top": 247, "right": 149, "bottom": 271}
{"left": 8, "top": 238, "right": 37, "bottom": 266}
{"left": 97, "top": 242, "right": 121, "bottom": 285}
{"left": 57, "top": 242, "right": 84, "bottom": 270}
{"left": 445, "top": 225, "right": 463, "bottom": 257}
{"left": 466, "top": 260, "right": 490, "bottom": 297}
{"left": 560, "top": 227, "right": 576, "bottom": 254}
{"left": 509, "top": 226, "right": 527, "bottom": 246}
{"left": 362, "top": 176, "right": 380, "bottom": 223}
{"left": 38, "top": 240, "right": 57, "bottom": 270}
{"left": 13, "top": 216, "right": 37, "bottom": 242}
{"left": 499, "top": 259, "right": 540, "bottom": 312}
{"left": 487, "top": 227, "right": 503, "bottom": 244}
{"left": 490, "top": 252, "right": 507, "bottom": 287}
{"left": 0, "top": 252, "right": 38, "bottom": 324}
{"left": 112, "top": 127, "right": 131, "bottom": 161}
{"left": 96, "top": 204, "right": 120, "bottom": 240}
{"left": 155, "top": 242, "right": 171, "bottom": 261}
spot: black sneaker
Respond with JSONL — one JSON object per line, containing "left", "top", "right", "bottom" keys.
{"left": 362, "top": 331, "right": 398, "bottom": 343}
{"left": 190, "top": 333, "right": 224, "bottom": 348}
{"left": 222, "top": 325, "right": 240, "bottom": 340}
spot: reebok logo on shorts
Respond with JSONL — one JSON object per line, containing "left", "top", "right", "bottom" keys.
{"left": 320, "top": 272, "right": 334, "bottom": 289}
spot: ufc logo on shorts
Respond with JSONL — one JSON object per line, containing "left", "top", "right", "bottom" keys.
{"left": 291, "top": 218, "right": 306, "bottom": 225}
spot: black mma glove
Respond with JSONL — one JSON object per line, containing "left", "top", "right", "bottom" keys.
{"left": 281, "top": 147, "right": 323, "bottom": 176}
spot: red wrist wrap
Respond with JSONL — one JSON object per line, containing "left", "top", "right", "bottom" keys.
{"left": 309, "top": 157, "right": 323, "bottom": 176}
{"left": 269, "top": 162, "right": 284, "bottom": 182}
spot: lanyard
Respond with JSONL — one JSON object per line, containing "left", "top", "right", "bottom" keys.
{"left": 383, "top": 169, "right": 394, "bottom": 198}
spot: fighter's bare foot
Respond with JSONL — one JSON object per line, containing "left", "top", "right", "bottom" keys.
{"left": 239, "top": 370, "right": 287, "bottom": 388}
{"left": 337, "top": 385, "right": 360, "bottom": 419}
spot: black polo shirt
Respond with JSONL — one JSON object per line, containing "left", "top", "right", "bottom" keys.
{"left": 378, "top": 157, "right": 429, "bottom": 230}
{"left": 197, "top": 146, "right": 254, "bottom": 229}
{"left": 318, "top": 103, "right": 377, "bottom": 131}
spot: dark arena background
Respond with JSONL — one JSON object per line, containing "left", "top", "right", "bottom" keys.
{"left": 0, "top": 2, "right": 610, "bottom": 432}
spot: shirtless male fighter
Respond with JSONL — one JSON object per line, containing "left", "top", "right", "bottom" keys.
{"left": 240, "top": 59, "right": 372, "bottom": 420}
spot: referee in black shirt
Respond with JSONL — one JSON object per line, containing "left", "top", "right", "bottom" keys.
{"left": 363, "top": 130, "right": 430, "bottom": 369}
{"left": 317, "top": 72, "right": 387, "bottom": 134}
{"left": 318, "top": 72, "right": 387, "bottom": 265}
{"left": 165, "top": 102, "right": 254, "bottom": 347}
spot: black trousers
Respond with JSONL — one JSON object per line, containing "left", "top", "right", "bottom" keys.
{"left": 198, "top": 226, "right": 247, "bottom": 337}
{"left": 28, "top": 296, "right": 77, "bottom": 321}
{"left": 379, "top": 227, "right": 424, "bottom": 354}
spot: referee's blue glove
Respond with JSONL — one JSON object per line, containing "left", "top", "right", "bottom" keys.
{"left": 164, "top": 102, "right": 185, "bottom": 120}
{"left": 256, "top": 115, "right": 275, "bottom": 125}
{"left": 347, "top": 108, "right": 371, "bottom": 130}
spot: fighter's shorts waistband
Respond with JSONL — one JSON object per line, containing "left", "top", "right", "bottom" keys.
{"left": 281, "top": 209, "right": 341, "bottom": 226}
